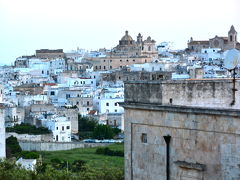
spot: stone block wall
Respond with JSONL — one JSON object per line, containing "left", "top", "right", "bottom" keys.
{"left": 124, "top": 104, "right": 240, "bottom": 180}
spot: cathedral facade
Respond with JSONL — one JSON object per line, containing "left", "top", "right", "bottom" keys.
{"left": 188, "top": 25, "right": 240, "bottom": 52}
{"left": 85, "top": 31, "right": 158, "bottom": 71}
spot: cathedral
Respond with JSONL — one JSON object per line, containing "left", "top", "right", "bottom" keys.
{"left": 85, "top": 31, "right": 158, "bottom": 71}
{"left": 111, "top": 31, "right": 158, "bottom": 58}
{"left": 187, "top": 25, "right": 240, "bottom": 52}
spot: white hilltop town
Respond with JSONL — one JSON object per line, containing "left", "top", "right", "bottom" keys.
{"left": 1, "top": 26, "right": 240, "bottom": 179}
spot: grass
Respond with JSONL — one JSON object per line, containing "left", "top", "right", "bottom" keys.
{"left": 39, "top": 143, "right": 124, "bottom": 169}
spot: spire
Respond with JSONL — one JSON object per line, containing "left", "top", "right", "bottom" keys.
{"left": 229, "top": 25, "right": 237, "bottom": 34}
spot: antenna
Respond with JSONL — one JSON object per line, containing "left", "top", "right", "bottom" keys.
{"left": 223, "top": 49, "right": 240, "bottom": 106}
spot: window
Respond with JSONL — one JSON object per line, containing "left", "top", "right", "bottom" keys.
{"left": 145, "top": 59, "right": 147, "bottom": 63}
{"left": 67, "top": 126, "right": 70, "bottom": 129}
{"left": 230, "top": 35, "right": 233, "bottom": 42}
{"left": 110, "top": 60, "right": 112, "bottom": 62}
{"left": 62, "top": 126, "right": 64, "bottom": 131}
{"left": 104, "top": 60, "right": 106, "bottom": 62}
{"left": 148, "top": 46, "right": 151, "bottom": 51}
{"left": 114, "top": 120, "right": 117, "bottom": 126}
{"left": 91, "top": 81, "right": 93, "bottom": 84}
{"left": 114, "top": 109, "right": 117, "bottom": 112}
{"left": 56, "top": 127, "right": 58, "bottom": 130}
{"left": 120, "top": 66, "right": 122, "bottom": 68}
{"left": 104, "top": 66, "right": 106, "bottom": 69}
{"left": 50, "top": 91, "right": 55, "bottom": 96}
{"left": 110, "top": 66, "right": 112, "bottom": 69}
{"left": 106, "top": 102, "right": 109, "bottom": 106}
{"left": 119, "top": 76, "right": 121, "bottom": 80}
{"left": 87, "top": 101, "right": 89, "bottom": 106}
{"left": 120, "top": 60, "right": 122, "bottom": 62}
{"left": 126, "top": 59, "right": 129, "bottom": 62}
{"left": 133, "top": 59, "right": 135, "bottom": 62}
{"left": 141, "top": 133, "right": 147, "bottom": 143}
{"left": 87, "top": 108, "right": 89, "bottom": 111}
{"left": 95, "top": 66, "right": 98, "bottom": 70}
{"left": 76, "top": 101, "right": 79, "bottom": 105}
{"left": 99, "top": 66, "right": 101, "bottom": 69}
{"left": 169, "top": 98, "right": 173, "bottom": 104}
{"left": 94, "top": 75, "right": 96, "bottom": 78}
{"left": 115, "top": 103, "right": 118, "bottom": 106}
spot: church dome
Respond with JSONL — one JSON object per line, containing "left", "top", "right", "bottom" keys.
{"left": 121, "top": 31, "right": 133, "bottom": 41}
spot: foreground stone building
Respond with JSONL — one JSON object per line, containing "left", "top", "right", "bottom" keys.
{"left": 122, "top": 79, "right": 240, "bottom": 180}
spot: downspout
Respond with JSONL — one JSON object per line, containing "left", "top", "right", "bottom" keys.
{"left": 163, "top": 135, "right": 171, "bottom": 180}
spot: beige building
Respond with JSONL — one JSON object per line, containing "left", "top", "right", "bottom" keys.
{"left": 123, "top": 79, "right": 240, "bottom": 180}
{"left": 68, "top": 96, "right": 93, "bottom": 116}
{"left": 188, "top": 25, "right": 240, "bottom": 52}
{"left": 36, "top": 49, "right": 65, "bottom": 59}
{"left": 85, "top": 31, "right": 158, "bottom": 71}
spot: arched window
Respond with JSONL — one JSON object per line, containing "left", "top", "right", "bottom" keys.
{"left": 230, "top": 35, "right": 233, "bottom": 42}
{"left": 148, "top": 46, "right": 151, "bottom": 51}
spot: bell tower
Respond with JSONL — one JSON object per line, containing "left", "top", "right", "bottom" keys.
{"left": 228, "top": 25, "right": 237, "bottom": 48}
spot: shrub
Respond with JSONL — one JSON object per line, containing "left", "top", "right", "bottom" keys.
{"left": 20, "top": 151, "right": 39, "bottom": 159}
{"left": 95, "top": 147, "right": 124, "bottom": 157}
{"left": 6, "top": 123, "right": 50, "bottom": 135}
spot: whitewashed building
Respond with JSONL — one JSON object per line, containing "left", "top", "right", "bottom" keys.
{"left": 42, "top": 116, "right": 71, "bottom": 142}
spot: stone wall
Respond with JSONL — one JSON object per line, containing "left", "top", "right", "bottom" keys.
{"left": 19, "top": 141, "right": 109, "bottom": 151}
{"left": 125, "top": 79, "right": 240, "bottom": 109}
{"left": 123, "top": 104, "right": 240, "bottom": 180}
{"left": 6, "top": 132, "right": 52, "bottom": 142}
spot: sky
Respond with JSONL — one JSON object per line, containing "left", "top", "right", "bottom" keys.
{"left": 0, "top": 0, "right": 239, "bottom": 65}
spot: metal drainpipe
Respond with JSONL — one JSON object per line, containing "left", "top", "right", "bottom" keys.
{"left": 163, "top": 135, "right": 171, "bottom": 180}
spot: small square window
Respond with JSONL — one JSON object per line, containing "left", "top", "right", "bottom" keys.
{"left": 115, "top": 109, "right": 117, "bottom": 112}
{"left": 66, "top": 126, "right": 70, "bottom": 129}
{"left": 115, "top": 103, "right": 118, "bottom": 106}
{"left": 106, "top": 102, "right": 109, "bottom": 106}
{"left": 141, "top": 133, "right": 147, "bottom": 143}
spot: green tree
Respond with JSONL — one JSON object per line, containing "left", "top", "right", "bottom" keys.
{"left": 6, "top": 136, "right": 22, "bottom": 158}
{"left": 92, "top": 124, "right": 114, "bottom": 139}
{"left": 78, "top": 114, "right": 97, "bottom": 132}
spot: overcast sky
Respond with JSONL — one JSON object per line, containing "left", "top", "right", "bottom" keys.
{"left": 0, "top": 0, "right": 239, "bottom": 65}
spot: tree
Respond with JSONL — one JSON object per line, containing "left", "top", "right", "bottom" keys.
{"left": 78, "top": 114, "right": 97, "bottom": 132}
{"left": 92, "top": 124, "right": 114, "bottom": 140}
{"left": 6, "top": 136, "right": 22, "bottom": 158}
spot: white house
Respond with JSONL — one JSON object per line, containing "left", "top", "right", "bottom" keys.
{"left": 42, "top": 116, "right": 71, "bottom": 142}
{"left": 16, "top": 158, "right": 37, "bottom": 171}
